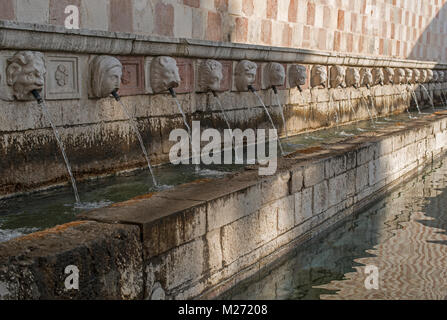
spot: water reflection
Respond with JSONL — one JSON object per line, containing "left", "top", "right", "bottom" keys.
{"left": 222, "top": 157, "right": 447, "bottom": 300}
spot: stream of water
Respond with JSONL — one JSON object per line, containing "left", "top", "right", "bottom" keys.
{"left": 40, "top": 101, "right": 80, "bottom": 204}
{"left": 118, "top": 100, "right": 158, "bottom": 187}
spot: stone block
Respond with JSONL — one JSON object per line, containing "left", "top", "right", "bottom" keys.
{"left": 146, "top": 238, "right": 204, "bottom": 292}
{"left": 313, "top": 180, "right": 328, "bottom": 215}
{"left": 0, "top": 0, "right": 15, "bottom": 20}
{"left": 324, "top": 153, "right": 347, "bottom": 179}
{"left": 49, "top": 0, "right": 81, "bottom": 26}
{"left": 356, "top": 143, "right": 377, "bottom": 166}
{"left": 205, "top": 229, "right": 223, "bottom": 273}
{"left": 133, "top": 0, "right": 154, "bottom": 34}
{"left": 328, "top": 173, "right": 348, "bottom": 208}
{"left": 258, "top": 201, "right": 280, "bottom": 244}
{"left": 117, "top": 56, "right": 145, "bottom": 96}
{"left": 0, "top": 221, "right": 143, "bottom": 300}
{"left": 207, "top": 183, "right": 261, "bottom": 231}
{"left": 303, "top": 160, "right": 325, "bottom": 187}
{"left": 290, "top": 167, "right": 304, "bottom": 193}
{"left": 143, "top": 203, "right": 206, "bottom": 258}
{"left": 44, "top": 55, "right": 81, "bottom": 100}
{"left": 110, "top": 0, "right": 134, "bottom": 33}
{"left": 276, "top": 196, "right": 295, "bottom": 234}
{"left": 16, "top": 0, "right": 49, "bottom": 24}
{"left": 221, "top": 213, "right": 261, "bottom": 265}
{"left": 176, "top": 58, "right": 195, "bottom": 94}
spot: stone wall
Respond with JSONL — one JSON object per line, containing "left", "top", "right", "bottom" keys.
{"left": 2, "top": 108, "right": 447, "bottom": 299}
{"left": 1, "top": 22, "right": 446, "bottom": 197}
{"left": 1, "top": 0, "right": 447, "bottom": 62}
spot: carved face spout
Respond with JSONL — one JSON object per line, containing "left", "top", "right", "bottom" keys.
{"left": 360, "top": 68, "right": 373, "bottom": 88}
{"left": 150, "top": 56, "right": 181, "bottom": 94}
{"left": 432, "top": 71, "right": 439, "bottom": 83}
{"left": 235, "top": 60, "right": 257, "bottom": 91}
{"left": 412, "top": 69, "right": 420, "bottom": 84}
{"left": 373, "top": 68, "right": 384, "bottom": 86}
{"left": 419, "top": 69, "right": 427, "bottom": 83}
{"left": 89, "top": 55, "right": 123, "bottom": 98}
{"left": 383, "top": 67, "right": 394, "bottom": 85}
{"left": 394, "top": 68, "right": 405, "bottom": 84}
{"left": 6, "top": 51, "right": 46, "bottom": 101}
{"left": 426, "top": 69, "right": 433, "bottom": 83}
{"left": 405, "top": 69, "right": 413, "bottom": 84}
{"left": 264, "top": 62, "right": 285, "bottom": 88}
{"left": 346, "top": 67, "right": 360, "bottom": 88}
{"left": 288, "top": 65, "right": 307, "bottom": 89}
{"left": 330, "top": 66, "right": 346, "bottom": 88}
{"left": 310, "top": 65, "right": 327, "bottom": 88}
{"left": 199, "top": 59, "right": 223, "bottom": 92}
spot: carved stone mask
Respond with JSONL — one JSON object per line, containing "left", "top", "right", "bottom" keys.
{"left": 360, "top": 68, "right": 373, "bottom": 87}
{"left": 426, "top": 69, "right": 433, "bottom": 83}
{"left": 330, "top": 66, "right": 346, "bottom": 88}
{"left": 383, "top": 67, "right": 394, "bottom": 85}
{"left": 6, "top": 51, "right": 46, "bottom": 101}
{"left": 419, "top": 69, "right": 427, "bottom": 83}
{"left": 373, "top": 68, "right": 384, "bottom": 86}
{"left": 288, "top": 65, "right": 307, "bottom": 88}
{"left": 412, "top": 69, "right": 420, "bottom": 84}
{"left": 89, "top": 55, "right": 122, "bottom": 98}
{"left": 394, "top": 68, "right": 405, "bottom": 84}
{"left": 346, "top": 67, "right": 360, "bottom": 88}
{"left": 199, "top": 59, "right": 223, "bottom": 92}
{"left": 439, "top": 71, "right": 445, "bottom": 82}
{"left": 404, "top": 68, "right": 413, "bottom": 84}
{"left": 235, "top": 60, "right": 257, "bottom": 91}
{"left": 150, "top": 56, "right": 181, "bottom": 93}
{"left": 432, "top": 71, "right": 439, "bottom": 83}
{"left": 310, "top": 65, "right": 327, "bottom": 88}
{"left": 264, "top": 62, "right": 285, "bottom": 88}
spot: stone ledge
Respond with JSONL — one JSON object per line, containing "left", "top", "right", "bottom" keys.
{"left": 0, "top": 20, "right": 445, "bottom": 69}
{"left": 0, "top": 221, "right": 143, "bottom": 299}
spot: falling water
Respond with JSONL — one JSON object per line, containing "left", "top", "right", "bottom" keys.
{"left": 420, "top": 85, "right": 435, "bottom": 110}
{"left": 252, "top": 91, "right": 285, "bottom": 156}
{"left": 213, "top": 93, "right": 232, "bottom": 131}
{"left": 118, "top": 101, "right": 158, "bottom": 187}
{"left": 345, "top": 89, "right": 356, "bottom": 119}
{"left": 39, "top": 101, "right": 80, "bottom": 203}
{"left": 171, "top": 93, "right": 200, "bottom": 172}
{"left": 407, "top": 86, "right": 422, "bottom": 114}
{"left": 369, "top": 90, "right": 379, "bottom": 120}
{"left": 273, "top": 92, "right": 289, "bottom": 140}
{"left": 360, "top": 95, "right": 375, "bottom": 126}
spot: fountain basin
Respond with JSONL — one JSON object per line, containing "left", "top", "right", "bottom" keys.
{"left": 2, "top": 110, "right": 447, "bottom": 299}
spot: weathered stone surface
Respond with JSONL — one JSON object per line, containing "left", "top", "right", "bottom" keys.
{"left": 45, "top": 55, "right": 81, "bottom": 100}
{"left": 0, "top": 221, "right": 143, "bottom": 300}
{"left": 303, "top": 160, "right": 325, "bottom": 187}
{"left": 313, "top": 180, "right": 329, "bottom": 215}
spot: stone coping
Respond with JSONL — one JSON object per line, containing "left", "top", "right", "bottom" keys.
{"left": 0, "top": 20, "right": 445, "bottom": 69}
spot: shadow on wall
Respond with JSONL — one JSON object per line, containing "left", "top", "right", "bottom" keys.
{"left": 407, "top": 2, "right": 447, "bottom": 63}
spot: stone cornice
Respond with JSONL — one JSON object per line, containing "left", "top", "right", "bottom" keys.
{"left": 1, "top": 20, "right": 446, "bottom": 70}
